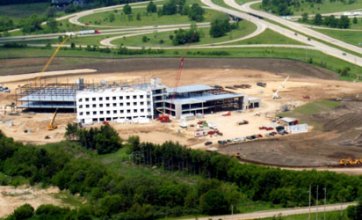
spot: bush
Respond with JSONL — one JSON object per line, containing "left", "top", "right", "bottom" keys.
{"left": 12, "top": 204, "right": 34, "bottom": 220}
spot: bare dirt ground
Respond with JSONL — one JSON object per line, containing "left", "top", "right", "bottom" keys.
{"left": 220, "top": 96, "right": 362, "bottom": 167}
{"left": 0, "top": 186, "right": 62, "bottom": 218}
{"left": 0, "top": 58, "right": 361, "bottom": 167}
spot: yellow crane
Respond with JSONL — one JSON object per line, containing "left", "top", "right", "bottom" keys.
{"left": 38, "top": 35, "right": 70, "bottom": 131}
{"left": 37, "top": 36, "right": 69, "bottom": 85}
{"left": 48, "top": 108, "right": 58, "bottom": 131}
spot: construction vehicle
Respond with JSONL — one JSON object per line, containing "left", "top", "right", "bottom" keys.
{"left": 48, "top": 109, "right": 58, "bottom": 131}
{"left": 222, "top": 111, "right": 231, "bottom": 116}
{"left": 339, "top": 158, "right": 362, "bottom": 166}
{"left": 272, "top": 75, "right": 289, "bottom": 99}
{"left": 4, "top": 103, "right": 17, "bottom": 115}
{"left": 256, "top": 82, "right": 267, "bottom": 87}
{"left": 157, "top": 114, "right": 170, "bottom": 123}
{"left": 156, "top": 57, "right": 185, "bottom": 123}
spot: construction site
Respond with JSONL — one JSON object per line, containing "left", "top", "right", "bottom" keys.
{"left": 1, "top": 51, "right": 362, "bottom": 169}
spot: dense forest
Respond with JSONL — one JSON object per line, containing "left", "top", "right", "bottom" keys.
{"left": 1, "top": 125, "right": 362, "bottom": 219}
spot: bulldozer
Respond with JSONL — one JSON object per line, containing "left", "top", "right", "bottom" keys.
{"left": 48, "top": 109, "right": 58, "bottom": 131}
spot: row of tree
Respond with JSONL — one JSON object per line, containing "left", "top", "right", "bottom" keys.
{"left": 128, "top": 137, "right": 362, "bottom": 207}
{"left": 301, "top": 13, "right": 354, "bottom": 28}
{"left": 170, "top": 25, "right": 201, "bottom": 45}
{"left": 261, "top": 0, "right": 358, "bottom": 16}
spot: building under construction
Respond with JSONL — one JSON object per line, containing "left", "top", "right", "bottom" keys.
{"left": 16, "top": 79, "right": 86, "bottom": 111}
{"left": 16, "top": 78, "right": 260, "bottom": 122}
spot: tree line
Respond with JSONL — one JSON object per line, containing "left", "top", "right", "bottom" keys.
{"left": 301, "top": 13, "right": 355, "bottom": 29}
{"left": 261, "top": 0, "right": 358, "bottom": 16}
{"left": 129, "top": 137, "right": 362, "bottom": 207}
{"left": 1, "top": 128, "right": 362, "bottom": 219}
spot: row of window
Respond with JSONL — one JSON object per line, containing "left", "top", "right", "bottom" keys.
{"left": 79, "top": 108, "right": 151, "bottom": 116}
{"left": 78, "top": 95, "right": 150, "bottom": 102}
{"left": 78, "top": 101, "right": 150, "bottom": 109}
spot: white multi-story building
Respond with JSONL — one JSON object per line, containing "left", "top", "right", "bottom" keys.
{"left": 76, "top": 87, "right": 154, "bottom": 124}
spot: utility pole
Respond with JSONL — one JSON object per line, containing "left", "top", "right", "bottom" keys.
{"left": 316, "top": 185, "right": 319, "bottom": 220}
{"left": 309, "top": 185, "right": 311, "bottom": 220}
{"left": 323, "top": 187, "right": 327, "bottom": 220}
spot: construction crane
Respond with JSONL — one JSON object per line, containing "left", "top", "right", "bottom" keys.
{"left": 156, "top": 57, "right": 185, "bottom": 122}
{"left": 272, "top": 75, "right": 289, "bottom": 99}
{"left": 36, "top": 36, "right": 70, "bottom": 85}
{"left": 48, "top": 108, "right": 58, "bottom": 131}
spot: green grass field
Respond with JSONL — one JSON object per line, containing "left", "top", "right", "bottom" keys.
{"left": 313, "top": 28, "right": 362, "bottom": 48}
{"left": 234, "top": 28, "right": 305, "bottom": 45}
{"left": 79, "top": 6, "right": 223, "bottom": 28}
{"left": 0, "top": 2, "right": 50, "bottom": 23}
{"left": 262, "top": 210, "right": 349, "bottom": 220}
{"left": 112, "top": 20, "right": 256, "bottom": 47}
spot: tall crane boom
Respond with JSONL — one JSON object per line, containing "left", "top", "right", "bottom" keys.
{"left": 272, "top": 75, "right": 289, "bottom": 99}
{"left": 37, "top": 36, "right": 69, "bottom": 85}
{"left": 171, "top": 57, "right": 185, "bottom": 100}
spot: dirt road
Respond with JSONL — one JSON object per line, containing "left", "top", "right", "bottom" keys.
{"left": 186, "top": 203, "right": 356, "bottom": 220}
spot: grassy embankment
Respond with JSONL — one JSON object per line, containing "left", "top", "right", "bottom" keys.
{"left": 280, "top": 99, "right": 342, "bottom": 129}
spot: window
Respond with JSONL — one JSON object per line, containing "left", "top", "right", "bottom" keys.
{"left": 78, "top": 98, "right": 82, "bottom": 102}
{"left": 126, "top": 96, "right": 130, "bottom": 99}
{"left": 100, "top": 111, "right": 104, "bottom": 115}
{"left": 127, "top": 110, "right": 131, "bottom": 113}
{"left": 140, "top": 95, "right": 144, "bottom": 99}
{"left": 93, "top": 111, "right": 97, "bottom": 115}
{"left": 119, "top": 96, "right": 123, "bottom": 100}
{"left": 113, "top": 110, "right": 117, "bottom": 114}
{"left": 79, "top": 105, "right": 83, "bottom": 109}
{"left": 140, "top": 102, "right": 144, "bottom": 105}
{"left": 133, "top": 95, "right": 137, "bottom": 99}
{"left": 120, "top": 110, "right": 124, "bottom": 113}
{"left": 93, "top": 104, "right": 96, "bottom": 108}
{"left": 126, "top": 102, "right": 130, "bottom": 106}
{"left": 85, "top": 98, "right": 89, "bottom": 101}
{"left": 79, "top": 112, "right": 83, "bottom": 116}
{"left": 133, "top": 102, "right": 137, "bottom": 106}
{"left": 141, "top": 109, "right": 144, "bottom": 112}
{"left": 120, "top": 103, "right": 124, "bottom": 106}
{"left": 99, "top": 97, "right": 103, "bottom": 101}
{"left": 86, "top": 104, "right": 89, "bottom": 108}
{"left": 106, "top": 103, "right": 110, "bottom": 107}
{"left": 86, "top": 112, "right": 90, "bottom": 115}
{"left": 99, "top": 104, "right": 103, "bottom": 107}
{"left": 107, "top": 111, "right": 110, "bottom": 114}
{"left": 147, "top": 101, "right": 151, "bottom": 105}
{"left": 134, "top": 109, "right": 138, "bottom": 113}
{"left": 113, "top": 96, "right": 116, "bottom": 100}
{"left": 92, "top": 98, "right": 96, "bottom": 101}
{"left": 113, "top": 103, "right": 117, "bottom": 107}
{"left": 147, "top": 95, "right": 150, "bottom": 98}
{"left": 106, "top": 97, "right": 110, "bottom": 101}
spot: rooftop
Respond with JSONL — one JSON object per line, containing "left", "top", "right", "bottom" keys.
{"left": 167, "top": 84, "right": 214, "bottom": 94}
{"left": 164, "top": 93, "right": 244, "bottom": 105}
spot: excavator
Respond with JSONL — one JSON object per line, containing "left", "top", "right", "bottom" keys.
{"left": 48, "top": 108, "right": 58, "bottom": 131}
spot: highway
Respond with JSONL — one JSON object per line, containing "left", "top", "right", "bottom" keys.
{"left": 215, "top": 0, "right": 362, "bottom": 67}
{"left": 184, "top": 202, "right": 356, "bottom": 220}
